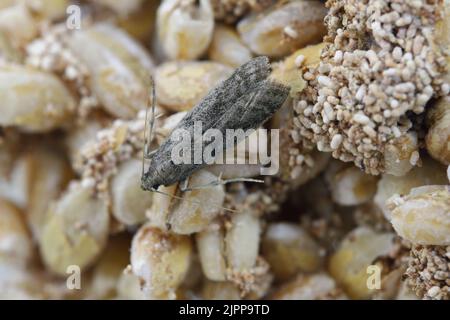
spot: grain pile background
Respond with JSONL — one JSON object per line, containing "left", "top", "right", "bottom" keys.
{"left": 0, "top": 0, "right": 449, "bottom": 300}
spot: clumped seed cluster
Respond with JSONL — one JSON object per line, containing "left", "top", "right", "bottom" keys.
{"left": 405, "top": 245, "right": 450, "bottom": 300}
{"left": 295, "top": 0, "right": 448, "bottom": 174}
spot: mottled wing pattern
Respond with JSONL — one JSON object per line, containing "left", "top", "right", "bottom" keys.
{"left": 173, "top": 56, "right": 271, "bottom": 132}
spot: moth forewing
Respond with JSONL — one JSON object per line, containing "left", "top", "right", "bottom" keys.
{"left": 171, "top": 56, "right": 271, "bottom": 130}
{"left": 141, "top": 56, "right": 290, "bottom": 191}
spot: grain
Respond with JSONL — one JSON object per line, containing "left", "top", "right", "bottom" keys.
{"left": 388, "top": 185, "right": 450, "bottom": 245}
{"left": 157, "top": 0, "right": 214, "bottom": 60}
{"left": 0, "top": 65, "right": 75, "bottom": 132}
{"left": 262, "top": 223, "right": 323, "bottom": 281}
{"left": 237, "top": 1, "right": 327, "bottom": 57}
{"left": 130, "top": 224, "right": 193, "bottom": 299}
{"left": 40, "top": 183, "right": 110, "bottom": 276}
{"left": 155, "top": 61, "right": 233, "bottom": 112}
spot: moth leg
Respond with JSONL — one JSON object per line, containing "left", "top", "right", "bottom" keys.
{"left": 143, "top": 149, "right": 157, "bottom": 160}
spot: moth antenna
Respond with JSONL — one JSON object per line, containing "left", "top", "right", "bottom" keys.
{"left": 149, "top": 187, "right": 241, "bottom": 214}
{"left": 142, "top": 76, "right": 157, "bottom": 176}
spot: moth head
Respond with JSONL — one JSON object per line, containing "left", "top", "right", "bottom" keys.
{"left": 141, "top": 169, "right": 161, "bottom": 191}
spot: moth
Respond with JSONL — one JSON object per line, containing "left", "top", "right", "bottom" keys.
{"left": 141, "top": 56, "right": 290, "bottom": 191}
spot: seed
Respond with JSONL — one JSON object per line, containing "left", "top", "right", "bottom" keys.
{"left": 329, "top": 227, "right": 396, "bottom": 299}
{"left": 0, "top": 65, "right": 75, "bottom": 132}
{"left": 67, "top": 23, "right": 154, "bottom": 119}
{"left": 225, "top": 212, "right": 261, "bottom": 273}
{"left": 0, "top": 199, "right": 32, "bottom": 265}
{"left": 294, "top": 54, "right": 305, "bottom": 67}
{"left": 388, "top": 186, "right": 450, "bottom": 245}
{"left": 0, "top": 4, "right": 38, "bottom": 48}
{"left": 201, "top": 280, "right": 241, "bottom": 300}
{"left": 392, "top": 47, "right": 403, "bottom": 61}
{"left": 283, "top": 26, "right": 298, "bottom": 39}
{"left": 147, "top": 170, "right": 225, "bottom": 234}
{"left": 333, "top": 50, "right": 343, "bottom": 64}
{"left": 262, "top": 223, "right": 323, "bottom": 281}
{"left": 317, "top": 75, "right": 336, "bottom": 89}
{"left": 208, "top": 24, "right": 252, "bottom": 68}
{"left": 355, "top": 85, "right": 366, "bottom": 101}
{"left": 196, "top": 225, "right": 227, "bottom": 281}
{"left": 90, "top": 0, "right": 145, "bottom": 16}
{"left": 88, "top": 235, "right": 131, "bottom": 299}
{"left": 353, "top": 113, "right": 371, "bottom": 125}
{"left": 270, "top": 44, "right": 324, "bottom": 96}
{"left": 26, "top": 147, "right": 72, "bottom": 241}
{"left": 427, "top": 286, "right": 441, "bottom": 298}
{"left": 426, "top": 98, "right": 450, "bottom": 165}
{"left": 26, "top": 0, "right": 70, "bottom": 20}
{"left": 375, "top": 157, "right": 447, "bottom": 219}
{"left": 395, "top": 82, "right": 415, "bottom": 93}
{"left": 330, "top": 134, "right": 343, "bottom": 150}
{"left": 157, "top": 0, "right": 214, "bottom": 60}
{"left": 325, "top": 161, "right": 378, "bottom": 206}
{"left": 155, "top": 61, "right": 233, "bottom": 112}
{"left": 409, "top": 151, "right": 420, "bottom": 166}
{"left": 110, "top": 159, "right": 153, "bottom": 226}
{"left": 0, "top": 257, "right": 45, "bottom": 299}
{"left": 39, "top": 183, "right": 110, "bottom": 276}
{"left": 237, "top": 1, "right": 326, "bottom": 57}
{"left": 130, "top": 224, "right": 192, "bottom": 299}
{"left": 271, "top": 273, "right": 344, "bottom": 300}
{"left": 0, "top": 151, "right": 29, "bottom": 209}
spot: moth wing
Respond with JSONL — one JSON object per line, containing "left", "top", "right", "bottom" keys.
{"left": 173, "top": 56, "right": 272, "bottom": 131}
{"left": 236, "top": 80, "right": 290, "bottom": 130}
{"left": 143, "top": 58, "right": 280, "bottom": 187}
{"left": 202, "top": 80, "right": 289, "bottom": 157}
